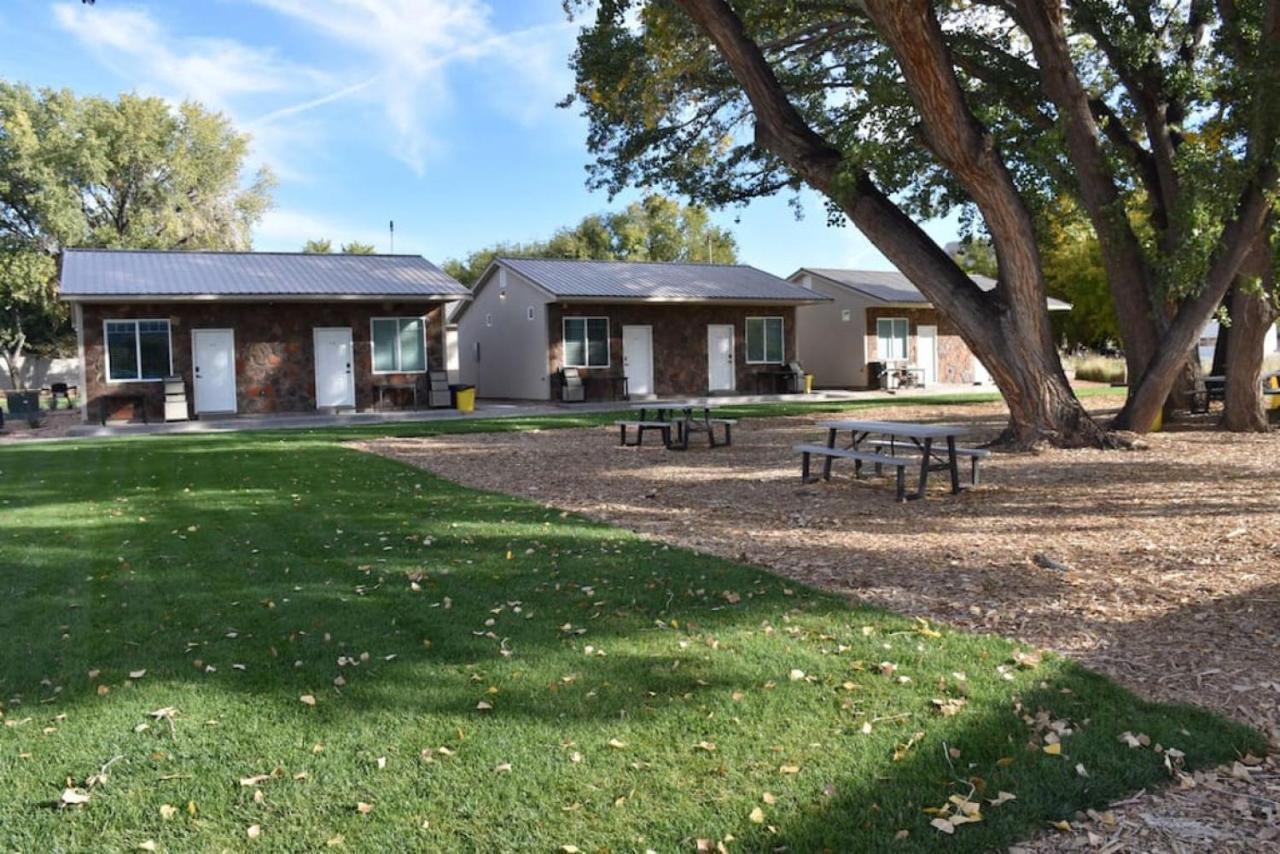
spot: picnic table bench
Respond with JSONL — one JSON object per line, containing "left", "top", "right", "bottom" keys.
{"left": 617, "top": 401, "right": 736, "bottom": 450}
{"left": 795, "top": 419, "right": 975, "bottom": 501}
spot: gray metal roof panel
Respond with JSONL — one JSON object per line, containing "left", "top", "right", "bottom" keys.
{"left": 497, "top": 257, "right": 827, "bottom": 302}
{"left": 60, "top": 249, "right": 470, "bottom": 298}
{"left": 804, "top": 267, "right": 1070, "bottom": 310}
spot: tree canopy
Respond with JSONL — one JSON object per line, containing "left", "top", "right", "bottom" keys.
{"left": 444, "top": 194, "right": 737, "bottom": 286}
{"left": 0, "top": 82, "right": 274, "bottom": 386}
{"left": 564, "top": 0, "right": 1280, "bottom": 441}
{"left": 301, "top": 239, "right": 377, "bottom": 254}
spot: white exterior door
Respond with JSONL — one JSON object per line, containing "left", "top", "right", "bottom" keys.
{"left": 707, "top": 324, "right": 735, "bottom": 392}
{"left": 192, "top": 329, "right": 236, "bottom": 413}
{"left": 314, "top": 327, "right": 355, "bottom": 409}
{"left": 917, "top": 325, "right": 937, "bottom": 385}
{"left": 972, "top": 354, "right": 992, "bottom": 385}
{"left": 622, "top": 325, "right": 654, "bottom": 396}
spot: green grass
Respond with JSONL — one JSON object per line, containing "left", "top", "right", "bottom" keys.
{"left": 0, "top": 404, "right": 1251, "bottom": 852}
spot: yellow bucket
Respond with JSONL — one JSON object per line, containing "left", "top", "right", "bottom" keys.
{"left": 804, "top": 374, "right": 814, "bottom": 394}
{"left": 455, "top": 386, "right": 475, "bottom": 413}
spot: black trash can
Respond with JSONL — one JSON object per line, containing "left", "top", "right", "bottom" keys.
{"left": 866, "top": 361, "right": 885, "bottom": 390}
{"left": 4, "top": 390, "right": 40, "bottom": 417}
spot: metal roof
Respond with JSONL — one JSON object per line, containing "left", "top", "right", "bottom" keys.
{"left": 60, "top": 249, "right": 471, "bottom": 300}
{"left": 496, "top": 257, "right": 828, "bottom": 302}
{"left": 801, "top": 267, "right": 1071, "bottom": 310}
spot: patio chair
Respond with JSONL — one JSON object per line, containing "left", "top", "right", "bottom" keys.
{"left": 786, "top": 361, "right": 806, "bottom": 393}
{"left": 49, "top": 382, "right": 72, "bottom": 410}
{"left": 561, "top": 368, "right": 585, "bottom": 403}
{"left": 426, "top": 371, "right": 452, "bottom": 408}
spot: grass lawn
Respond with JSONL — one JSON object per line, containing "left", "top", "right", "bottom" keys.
{"left": 0, "top": 409, "right": 1255, "bottom": 852}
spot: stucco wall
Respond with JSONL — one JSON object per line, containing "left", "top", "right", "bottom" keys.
{"left": 792, "top": 273, "right": 871, "bottom": 388}
{"left": 78, "top": 300, "right": 446, "bottom": 421}
{"left": 865, "top": 306, "right": 976, "bottom": 385}
{"left": 457, "top": 267, "right": 551, "bottom": 399}
{"left": 546, "top": 303, "right": 798, "bottom": 398}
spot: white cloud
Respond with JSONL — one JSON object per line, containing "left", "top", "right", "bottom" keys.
{"left": 248, "top": 0, "right": 577, "bottom": 171}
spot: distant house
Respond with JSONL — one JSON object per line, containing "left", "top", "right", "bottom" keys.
{"left": 453, "top": 258, "right": 829, "bottom": 400}
{"left": 790, "top": 268, "right": 1070, "bottom": 389}
{"left": 60, "top": 249, "right": 470, "bottom": 422}
{"left": 1197, "top": 319, "right": 1280, "bottom": 366}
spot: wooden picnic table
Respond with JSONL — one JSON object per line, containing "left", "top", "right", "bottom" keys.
{"left": 814, "top": 419, "right": 971, "bottom": 499}
{"left": 630, "top": 401, "right": 733, "bottom": 450}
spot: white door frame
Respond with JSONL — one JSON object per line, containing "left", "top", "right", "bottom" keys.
{"left": 191, "top": 328, "right": 237, "bottom": 414}
{"left": 707, "top": 324, "right": 736, "bottom": 392}
{"left": 622, "top": 324, "right": 654, "bottom": 397}
{"left": 916, "top": 324, "right": 938, "bottom": 386}
{"left": 313, "top": 327, "right": 356, "bottom": 409}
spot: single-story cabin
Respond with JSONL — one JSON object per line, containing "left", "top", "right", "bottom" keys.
{"left": 60, "top": 249, "right": 471, "bottom": 422}
{"left": 453, "top": 258, "right": 829, "bottom": 400}
{"left": 790, "top": 268, "right": 1071, "bottom": 389}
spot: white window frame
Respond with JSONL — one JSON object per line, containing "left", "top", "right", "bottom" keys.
{"left": 877, "top": 317, "right": 909, "bottom": 363}
{"left": 745, "top": 316, "right": 785, "bottom": 365}
{"left": 562, "top": 316, "right": 611, "bottom": 369}
{"left": 103, "top": 318, "right": 172, "bottom": 383}
{"left": 370, "top": 316, "right": 428, "bottom": 375}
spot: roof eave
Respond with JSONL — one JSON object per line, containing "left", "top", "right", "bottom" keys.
{"left": 61, "top": 292, "right": 471, "bottom": 303}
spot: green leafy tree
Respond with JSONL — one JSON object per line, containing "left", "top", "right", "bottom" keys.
{"left": 0, "top": 242, "right": 60, "bottom": 390}
{"left": 302, "top": 239, "right": 333, "bottom": 254}
{"left": 445, "top": 194, "right": 737, "bottom": 286}
{"left": 564, "top": 1, "right": 1280, "bottom": 442}
{"left": 0, "top": 82, "right": 274, "bottom": 387}
{"left": 340, "top": 241, "right": 376, "bottom": 255}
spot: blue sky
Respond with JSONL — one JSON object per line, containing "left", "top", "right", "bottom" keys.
{"left": 0, "top": 0, "right": 960, "bottom": 275}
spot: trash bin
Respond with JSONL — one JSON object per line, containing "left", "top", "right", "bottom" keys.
{"left": 804, "top": 374, "right": 814, "bottom": 394}
{"left": 451, "top": 384, "right": 476, "bottom": 413}
{"left": 866, "top": 361, "right": 885, "bottom": 390}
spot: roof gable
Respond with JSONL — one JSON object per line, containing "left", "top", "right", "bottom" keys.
{"left": 60, "top": 249, "right": 471, "bottom": 300}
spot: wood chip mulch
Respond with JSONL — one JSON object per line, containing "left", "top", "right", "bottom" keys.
{"left": 356, "top": 400, "right": 1280, "bottom": 852}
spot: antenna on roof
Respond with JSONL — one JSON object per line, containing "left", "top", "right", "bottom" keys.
{"left": 389, "top": 220, "right": 395, "bottom": 254}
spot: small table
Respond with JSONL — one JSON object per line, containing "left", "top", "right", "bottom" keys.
{"left": 816, "top": 419, "right": 970, "bottom": 499}
{"left": 374, "top": 381, "right": 418, "bottom": 410}
{"left": 754, "top": 368, "right": 795, "bottom": 394}
{"left": 632, "top": 401, "right": 728, "bottom": 450}
{"left": 588, "top": 374, "right": 629, "bottom": 401}
{"left": 99, "top": 393, "right": 149, "bottom": 425}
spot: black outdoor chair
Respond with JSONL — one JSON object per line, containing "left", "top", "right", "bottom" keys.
{"left": 49, "top": 382, "right": 71, "bottom": 410}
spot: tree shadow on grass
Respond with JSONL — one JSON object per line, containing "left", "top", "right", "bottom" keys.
{"left": 0, "top": 435, "right": 1264, "bottom": 852}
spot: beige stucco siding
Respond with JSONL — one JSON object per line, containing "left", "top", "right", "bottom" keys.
{"left": 457, "top": 267, "right": 552, "bottom": 399}
{"left": 793, "top": 273, "right": 871, "bottom": 388}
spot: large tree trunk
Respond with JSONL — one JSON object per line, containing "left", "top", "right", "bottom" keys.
{"left": 675, "top": 0, "right": 1106, "bottom": 448}
{"left": 1012, "top": 0, "right": 1163, "bottom": 387}
{"left": 1222, "top": 240, "right": 1278, "bottom": 431}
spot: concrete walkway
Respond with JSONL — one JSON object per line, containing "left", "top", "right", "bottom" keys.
{"left": 12, "top": 384, "right": 992, "bottom": 441}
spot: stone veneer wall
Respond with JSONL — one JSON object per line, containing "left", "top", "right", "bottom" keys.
{"left": 80, "top": 301, "right": 446, "bottom": 421}
{"left": 864, "top": 306, "right": 975, "bottom": 386}
{"left": 546, "top": 303, "right": 798, "bottom": 397}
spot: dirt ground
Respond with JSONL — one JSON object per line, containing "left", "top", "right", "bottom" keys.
{"left": 0, "top": 408, "right": 82, "bottom": 441}
{"left": 359, "top": 400, "right": 1280, "bottom": 852}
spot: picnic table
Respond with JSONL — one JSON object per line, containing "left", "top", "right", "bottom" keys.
{"left": 617, "top": 400, "right": 736, "bottom": 450}
{"left": 795, "top": 419, "right": 978, "bottom": 501}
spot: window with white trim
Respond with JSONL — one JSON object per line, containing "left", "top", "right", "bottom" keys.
{"left": 745, "top": 316, "right": 784, "bottom": 364}
{"left": 104, "top": 319, "right": 171, "bottom": 381}
{"left": 371, "top": 317, "right": 426, "bottom": 373}
{"left": 563, "top": 317, "right": 609, "bottom": 368}
{"left": 876, "top": 317, "right": 909, "bottom": 362}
